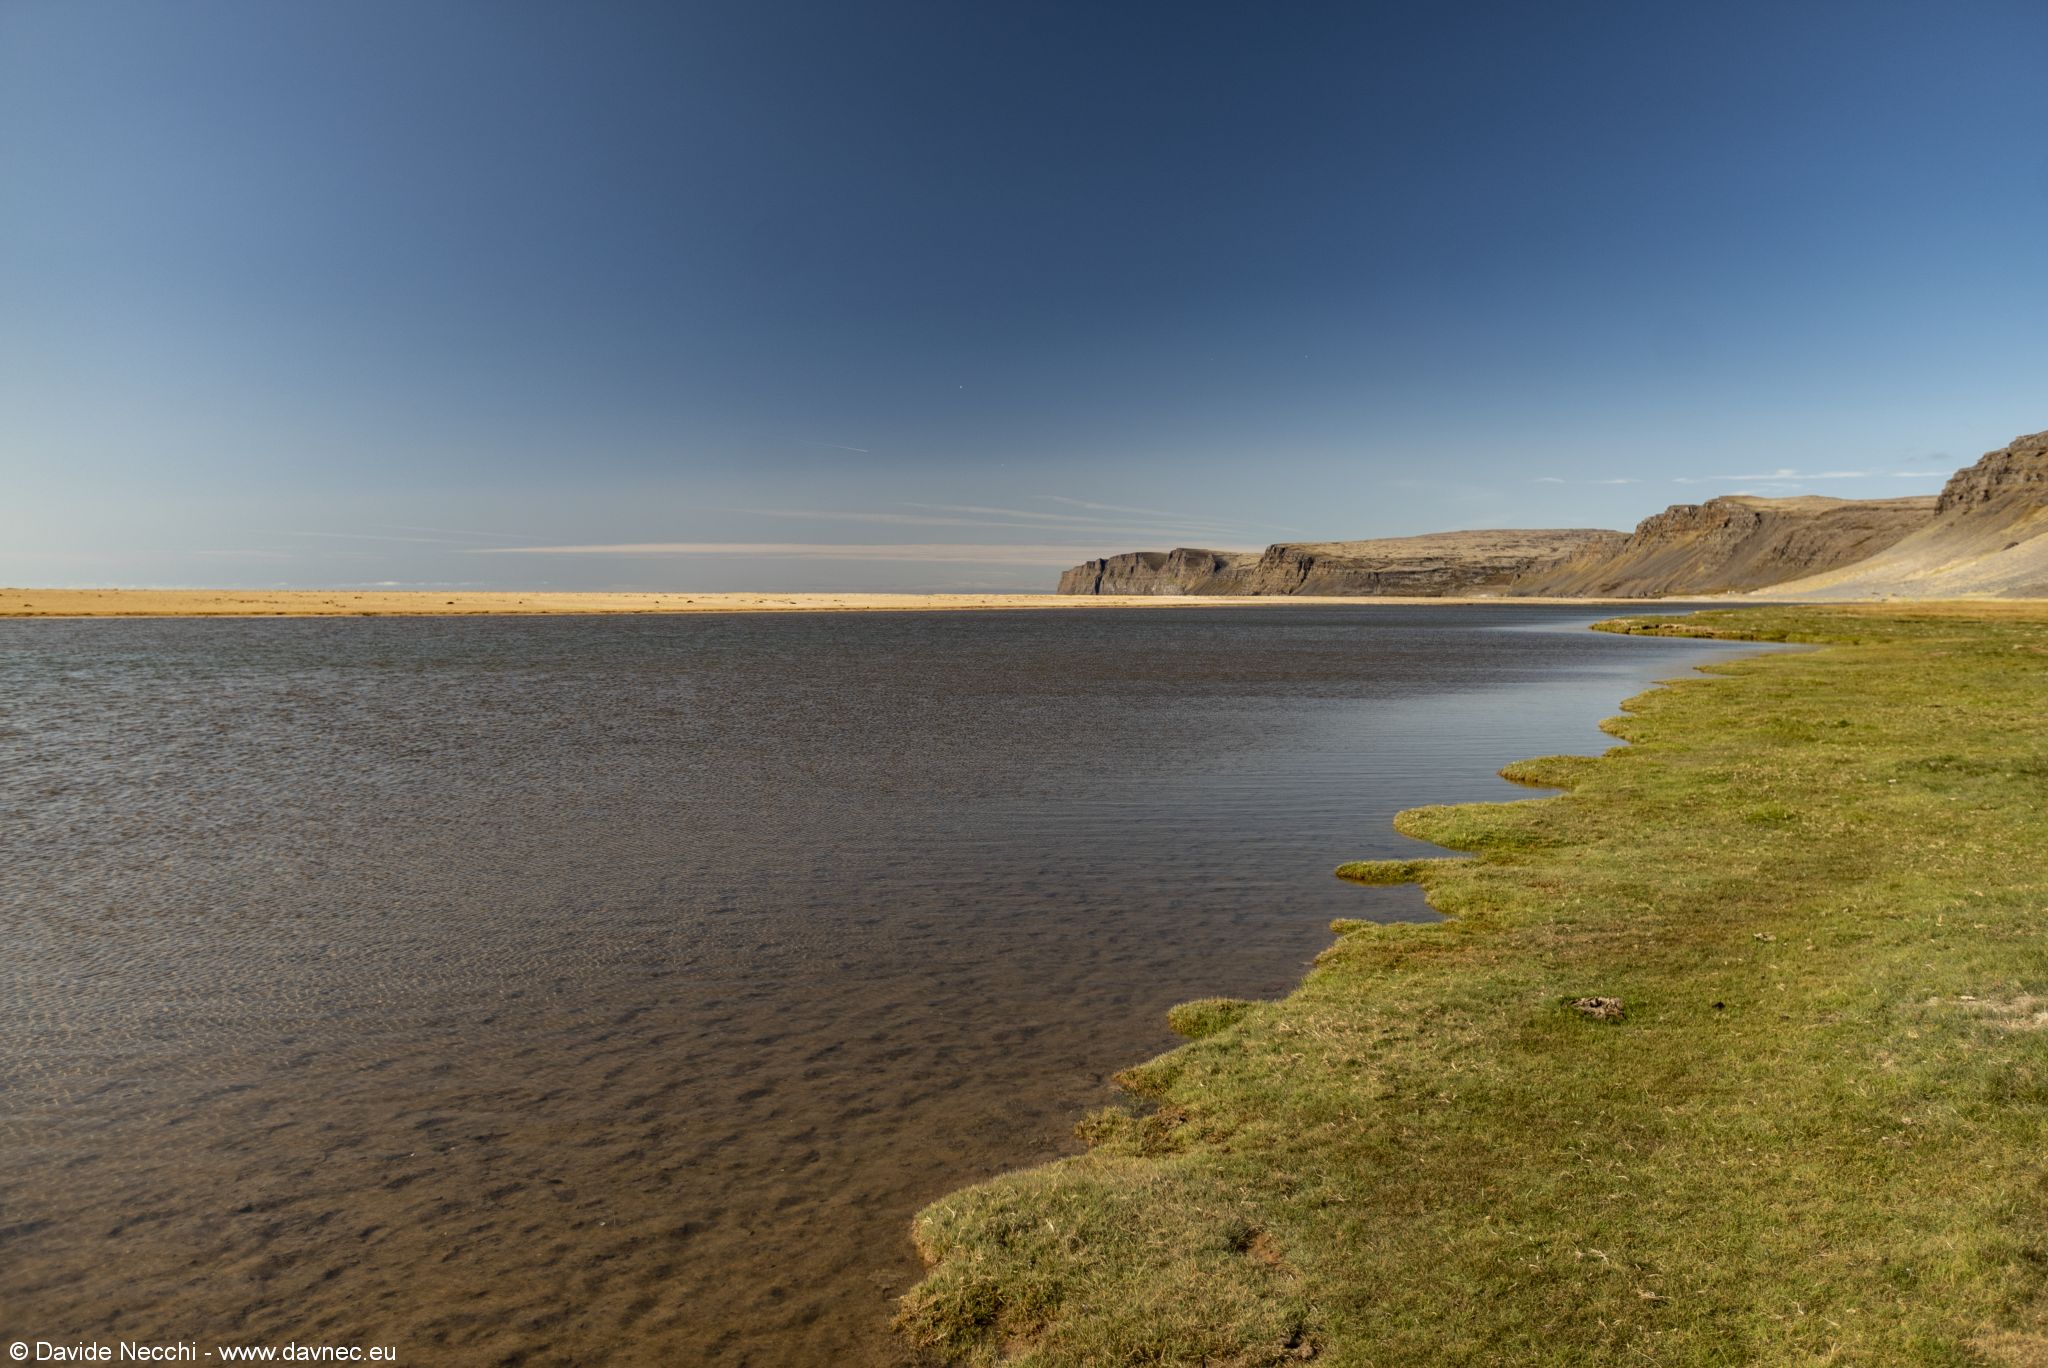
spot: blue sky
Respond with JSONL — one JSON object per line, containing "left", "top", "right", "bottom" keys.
{"left": 3, "top": 0, "right": 2044, "bottom": 591}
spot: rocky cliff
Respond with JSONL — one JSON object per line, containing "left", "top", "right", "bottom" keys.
{"left": 1058, "top": 427, "right": 2048, "bottom": 600}
{"left": 1510, "top": 494, "right": 1937, "bottom": 597}
{"left": 1934, "top": 429, "right": 2048, "bottom": 513}
{"left": 1763, "top": 430, "right": 2048, "bottom": 599}
{"left": 1055, "top": 547, "right": 1256, "bottom": 595}
{"left": 1057, "top": 529, "right": 1620, "bottom": 597}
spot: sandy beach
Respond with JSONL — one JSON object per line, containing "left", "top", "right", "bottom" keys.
{"left": 0, "top": 588, "right": 1728, "bottom": 618}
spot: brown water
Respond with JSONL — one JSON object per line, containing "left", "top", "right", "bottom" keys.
{"left": 0, "top": 606, "right": 1763, "bottom": 1364}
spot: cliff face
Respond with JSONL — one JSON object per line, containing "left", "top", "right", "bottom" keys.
{"left": 1057, "top": 529, "right": 1619, "bottom": 597}
{"left": 1056, "top": 426, "right": 2048, "bottom": 601}
{"left": 1054, "top": 547, "right": 1256, "bottom": 595}
{"left": 1765, "top": 430, "right": 2048, "bottom": 600}
{"left": 1219, "top": 530, "right": 1622, "bottom": 595}
{"left": 1512, "top": 494, "right": 1937, "bottom": 597}
{"left": 1935, "top": 429, "right": 2048, "bottom": 513}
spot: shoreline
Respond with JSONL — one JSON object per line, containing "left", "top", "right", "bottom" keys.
{"left": 898, "top": 602, "right": 2048, "bottom": 1362}
{"left": 1, "top": 588, "right": 1745, "bottom": 619}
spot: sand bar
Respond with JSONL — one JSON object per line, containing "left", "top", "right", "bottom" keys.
{"left": 0, "top": 588, "right": 1750, "bottom": 618}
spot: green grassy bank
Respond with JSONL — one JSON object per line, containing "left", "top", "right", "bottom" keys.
{"left": 897, "top": 605, "right": 2048, "bottom": 1365}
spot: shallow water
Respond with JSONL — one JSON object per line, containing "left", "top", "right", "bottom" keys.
{"left": 0, "top": 606, "right": 1764, "bottom": 1364}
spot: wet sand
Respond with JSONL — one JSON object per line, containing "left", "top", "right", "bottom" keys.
{"left": 2, "top": 587, "right": 1713, "bottom": 618}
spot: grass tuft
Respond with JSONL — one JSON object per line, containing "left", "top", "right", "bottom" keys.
{"left": 1499, "top": 753, "right": 1604, "bottom": 789}
{"left": 1332, "top": 856, "right": 1450, "bottom": 884}
{"left": 1166, "top": 997, "right": 1259, "bottom": 1040}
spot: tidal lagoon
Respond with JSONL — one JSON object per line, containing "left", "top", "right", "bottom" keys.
{"left": 0, "top": 606, "right": 1764, "bottom": 1363}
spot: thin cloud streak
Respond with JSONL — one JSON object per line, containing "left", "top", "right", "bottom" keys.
{"left": 722, "top": 504, "right": 1255, "bottom": 539}
{"left": 464, "top": 542, "right": 1112, "bottom": 564}
{"left": 724, "top": 508, "right": 1045, "bottom": 530}
{"left": 286, "top": 529, "right": 476, "bottom": 545}
{"left": 379, "top": 523, "right": 538, "bottom": 541}
{"left": 1037, "top": 495, "right": 1304, "bottom": 533}
{"left": 776, "top": 438, "right": 872, "bottom": 453}
{"left": 903, "top": 502, "right": 1248, "bottom": 533}
{"left": 1673, "top": 469, "right": 1946, "bottom": 485}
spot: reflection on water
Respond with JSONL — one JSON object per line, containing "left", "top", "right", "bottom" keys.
{"left": 0, "top": 606, "right": 1763, "bottom": 1364}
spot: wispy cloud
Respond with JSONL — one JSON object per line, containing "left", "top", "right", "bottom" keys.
{"left": 905, "top": 501, "right": 1248, "bottom": 533}
{"left": 378, "top": 523, "right": 537, "bottom": 541}
{"left": 1673, "top": 468, "right": 1943, "bottom": 485}
{"left": 1037, "top": 495, "right": 1303, "bottom": 533}
{"left": 718, "top": 501, "right": 1258, "bottom": 543}
{"left": 726, "top": 507, "right": 1027, "bottom": 529}
{"left": 464, "top": 542, "right": 1100, "bottom": 564}
{"left": 761, "top": 436, "right": 872, "bottom": 453}
{"left": 1770, "top": 469, "right": 1871, "bottom": 481}
{"left": 1531, "top": 476, "right": 1641, "bottom": 485}
{"left": 286, "top": 525, "right": 546, "bottom": 546}
{"left": 1036, "top": 495, "right": 1226, "bottom": 520}
{"left": 286, "top": 529, "right": 474, "bottom": 545}
{"left": 715, "top": 507, "right": 1242, "bottom": 541}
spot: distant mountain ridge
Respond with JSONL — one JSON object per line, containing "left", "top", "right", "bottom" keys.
{"left": 1056, "top": 529, "right": 1616, "bottom": 597}
{"left": 1055, "top": 428, "right": 2048, "bottom": 600}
